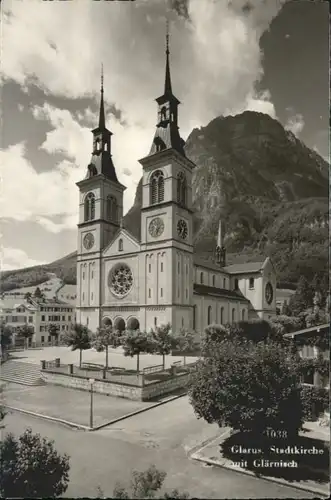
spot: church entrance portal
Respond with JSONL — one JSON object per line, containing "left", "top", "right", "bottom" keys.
{"left": 126, "top": 317, "right": 140, "bottom": 331}
{"left": 114, "top": 317, "right": 126, "bottom": 332}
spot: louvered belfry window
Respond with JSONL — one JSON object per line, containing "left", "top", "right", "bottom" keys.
{"left": 150, "top": 170, "right": 164, "bottom": 204}
{"left": 106, "top": 195, "right": 117, "bottom": 222}
{"left": 177, "top": 172, "right": 186, "bottom": 206}
{"left": 84, "top": 192, "right": 95, "bottom": 221}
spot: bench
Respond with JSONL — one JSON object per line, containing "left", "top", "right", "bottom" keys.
{"left": 143, "top": 364, "right": 164, "bottom": 375}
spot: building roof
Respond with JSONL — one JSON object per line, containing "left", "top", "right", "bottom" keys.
{"left": 283, "top": 324, "right": 329, "bottom": 339}
{"left": 222, "top": 261, "right": 265, "bottom": 275}
{"left": 193, "top": 255, "right": 229, "bottom": 274}
{"left": 193, "top": 283, "right": 250, "bottom": 302}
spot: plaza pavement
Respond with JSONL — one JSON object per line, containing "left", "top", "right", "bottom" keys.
{"left": 3, "top": 382, "right": 154, "bottom": 428}
{"left": 11, "top": 345, "right": 197, "bottom": 370}
{"left": 3, "top": 398, "right": 316, "bottom": 499}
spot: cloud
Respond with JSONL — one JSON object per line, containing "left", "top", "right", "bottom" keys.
{"left": 0, "top": 247, "right": 46, "bottom": 271}
{"left": 285, "top": 113, "right": 305, "bottom": 137}
{"left": 2, "top": 0, "right": 287, "bottom": 130}
{"left": 1, "top": 0, "right": 288, "bottom": 239}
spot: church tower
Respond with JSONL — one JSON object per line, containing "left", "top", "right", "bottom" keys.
{"left": 138, "top": 23, "right": 196, "bottom": 332}
{"left": 76, "top": 68, "right": 126, "bottom": 330}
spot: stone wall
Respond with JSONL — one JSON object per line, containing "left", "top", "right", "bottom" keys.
{"left": 41, "top": 370, "right": 189, "bottom": 401}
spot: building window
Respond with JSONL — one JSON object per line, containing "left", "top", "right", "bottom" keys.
{"left": 106, "top": 195, "right": 118, "bottom": 222}
{"left": 160, "top": 262, "right": 163, "bottom": 272}
{"left": 178, "top": 262, "right": 180, "bottom": 273}
{"left": 207, "top": 306, "right": 212, "bottom": 325}
{"left": 212, "top": 275, "right": 215, "bottom": 287}
{"left": 41, "top": 315, "right": 45, "bottom": 322}
{"left": 223, "top": 278, "right": 226, "bottom": 288}
{"left": 91, "top": 271, "right": 94, "bottom": 279}
{"left": 148, "top": 288, "right": 151, "bottom": 298}
{"left": 68, "top": 316, "right": 71, "bottom": 321}
{"left": 242, "top": 309, "right": 245, "bottom": 320}
{"left": 28, "top": 316, "right": 33, "bottom": 323}
{"left": 84, "top": 192, "right": 95, "bottom": 221}
{"left": 249, "top": 277, "right": 254, "bottom": 289}
{"left": 160, "top": 288, "right": 163, "bottom": 297}
{"left": 177, "top": 172, "right": 187, "bottom": 206}
{"left": 62, "top": 316, "right": 65, "bottom": 321}
{"left": 83, "top": 272, "right": 85, "bottom": 280}
{"left": 41, "top": 336, "right": 45, "bottom": 343}
{"left": 62, "top": 325, "right": 65, "bottom": 331}
{"left": 86, "top": 317, "right": 89, "bottom": 326}
{"left": 200, "top": 272, "right": 204, "bottom": 284}
{"left": 91, "top": 293, "right": 93, "bottom": 300}
{"left": 186, "top": 264, "right": 188, "bottom": 275}
{"left": 182, "top": 317, "right": 184, "bottom": 327}
{"left": 232, "top": 308, "right": 236, "bottom": 323}
{"left": 149, "top": 263, "right": 151, "bottom": 273}
{"left": 118, "top": 238, "right": 123, "bottom": 252}
{"left": 154, "top": 317, "right": 157, "bottom": 327}
{"left": 234, "top": 279, "right": 239, "bottom": 290}
{"left": 220, "top": 307, "right": 224, "bottom": 324}
{"left": 48, "top": 336, "right": 51, "bottom": 342}
{"left": 150, "top": 170, "right": 164, "bottom": 205}
{"left": 186, "top": 289, "right": 188, "bottom": 299}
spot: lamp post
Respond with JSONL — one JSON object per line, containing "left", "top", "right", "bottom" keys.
{"left": 89, "top": 378, "right": 95, "bottom": 429}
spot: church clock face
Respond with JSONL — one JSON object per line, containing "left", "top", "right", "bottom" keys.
{"left": 83, "top": 232, "right": 94, "bottom": 250}
{"left": 149, "top": 217, "right": 164, "bottom": 238}
{"left": 265, "top": 282, "right": 273, "bottom": 305}
{"left": 177, "top": 219, "right": 188, "bottom": 240}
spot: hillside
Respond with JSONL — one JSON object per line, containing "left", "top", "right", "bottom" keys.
{"left": 1, "top": 111, "right": 328, "bottom": 292}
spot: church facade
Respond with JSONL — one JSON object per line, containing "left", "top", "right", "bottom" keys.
{"left": 76, "top": 35, "right": 277, "bottom": 335}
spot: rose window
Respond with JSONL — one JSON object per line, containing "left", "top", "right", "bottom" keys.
{"left": 109, "top": 264, "right": 133, "bottom": 297}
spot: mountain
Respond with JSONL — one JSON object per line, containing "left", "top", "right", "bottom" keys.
{"left": 1, "top": 111, "right": 328, "bottom": 293}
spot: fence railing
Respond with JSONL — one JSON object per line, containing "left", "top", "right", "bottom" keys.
{"left": 142, "top": 364, "right": 164, "bottom": 375}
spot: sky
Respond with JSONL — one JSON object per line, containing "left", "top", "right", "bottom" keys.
{"left": 0, "top": 0, "right": 329, "bottom": 271}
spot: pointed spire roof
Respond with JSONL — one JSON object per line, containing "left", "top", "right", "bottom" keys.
{"left": 98, "top": 63, "right": 105, "bottom": 129}
{"left": 164, "top": 20, "right": 172, "bottom": 95}
{"left": 217, "top": 219, "right": 223, "bottom": 248}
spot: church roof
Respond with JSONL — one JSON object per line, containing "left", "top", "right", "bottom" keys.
{"left": 193, "top": 255, "right": 228, "bottom": 273}
{"left": 193, "top": 283, "right": 249, "bottom": 302}
{"left": 222, "top": 261, "right": 265, "bottom": 275}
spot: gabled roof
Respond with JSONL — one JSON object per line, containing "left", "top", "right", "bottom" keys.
{"left": 193, "top": 255, "right": 229, "bottom": 274}
{"left": 193, "top": 283, "right": 249, "bottom": 302}
{"left": 223, "top": 261, "right": 266, "bottom": 275}
{"left": 102, "top": 225, "right": 140, "bottom": 256}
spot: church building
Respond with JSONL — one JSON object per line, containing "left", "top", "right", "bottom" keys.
{"left": 76, "top": 32, "right": 277, "bottom": 335}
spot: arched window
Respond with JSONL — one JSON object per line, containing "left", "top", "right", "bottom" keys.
{"left": 234, "top": 278, "right": 239, "bottom": 290}
{"left": 200, "top": 272, "right": 204, "bottom": 284}
{"left": 96, "top": 138, "right": 101, "bottom": 151}
{"left": 212, "top": 275, "right": 215, "bottom": 287}
{"left": 84, "top": 192, "right": 95, "bottom": 221}
{"left": 232, "top": 308, "right": 236, "bottom": 323}
{"left": 177, "top": 172, "right": 186, "bottom": 206}
{"left": 150, "top": 170, "right": 164, "bottom": 205}
{"left": 106, "top": 195, "right": 117, "bottom": 222}
{"left": 118, "top": 239, "right": 123, "bottom": 252}
{"left": 207, "top": 306, "right": 212, "bottom": 325}
{"left": 160, "top": 106, "right": 167, "bottom": 121}
{"left": 220, "top": 306, "right": 224, "bottom": 324}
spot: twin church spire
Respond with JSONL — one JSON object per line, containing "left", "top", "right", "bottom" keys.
{"left": 86, "top": 21, "right": 185, "bottom": 181}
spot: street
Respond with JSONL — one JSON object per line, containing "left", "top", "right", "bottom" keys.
{"left": 3, "top": 397, "right": 315, "bottom": 499}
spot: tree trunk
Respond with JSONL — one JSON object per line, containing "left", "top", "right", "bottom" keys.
{"left": 105, "top": 346, "right": 109, "bottom": 370}
{"left": 137, "top": 354, "right": 140, "bottom": 373}
{"left": 79, "top": 349, "right": 82, "bottom": 368}
{"left": 162, "top": 353, "right": 165, "bottom": 370}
